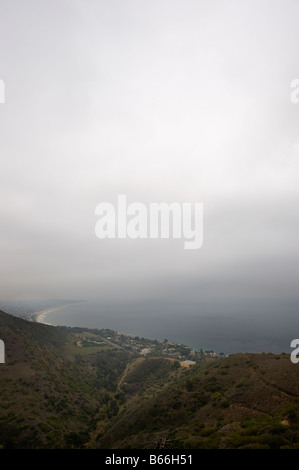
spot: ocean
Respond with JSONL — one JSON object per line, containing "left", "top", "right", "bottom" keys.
{"left": 41, "top": 299, "right": 298, "bottom": 355}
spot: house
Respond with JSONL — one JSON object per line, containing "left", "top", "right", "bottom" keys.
{"left": 181, "top": 360, "right": 196, "bottom": 367}
{"left": 140, "top": 348, "right": 151, "bottom": 356}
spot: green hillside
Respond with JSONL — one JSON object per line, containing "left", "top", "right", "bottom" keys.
{"left": 95, "top": 352, "right": 299, "bottom": 449}
{"left": 1, "top": 310, "right": 299, "bottom": 449}
{"left": 0, "top": 310, "right": 130, "bottom": 448}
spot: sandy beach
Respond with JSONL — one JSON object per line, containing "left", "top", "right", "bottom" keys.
{"left": 33, "top": 304, "right": 72, "bottom": 324}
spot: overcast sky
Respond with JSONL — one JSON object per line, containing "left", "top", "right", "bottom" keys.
{"left": 0, "top": 0, "right": 298, "bottom": 322}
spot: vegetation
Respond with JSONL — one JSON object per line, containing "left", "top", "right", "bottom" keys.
{"left": 1, "top": 310, "right": 299, "bottom": 449}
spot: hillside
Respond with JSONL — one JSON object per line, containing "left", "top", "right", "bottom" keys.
{"left": 0, "top": 310, "right": 131, "bottom": 448}
{"left": 1, "top": 310, "right": 299, "bottom": 449}
{"left": 95, "top": 352, "right": 299, "bottom": 449}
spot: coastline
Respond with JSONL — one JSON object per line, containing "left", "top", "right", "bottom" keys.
{"left": 26, "top": 300, "right": 294, "bottom": 355}
{"left": 32, "top": 304, "right": 73, "bottom": 325}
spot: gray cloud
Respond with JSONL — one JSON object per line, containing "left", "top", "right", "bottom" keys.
{"left": 0, "top": 0, "right": 298, "bottom": 336}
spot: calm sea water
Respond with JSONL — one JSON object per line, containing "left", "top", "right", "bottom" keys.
{"left": 42, "top": 300, "right": 298, "bottom": 355}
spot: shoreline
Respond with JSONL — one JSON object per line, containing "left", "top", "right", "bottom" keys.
{"left": 32, "top": 304, "right": 73, "bottom": 324}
